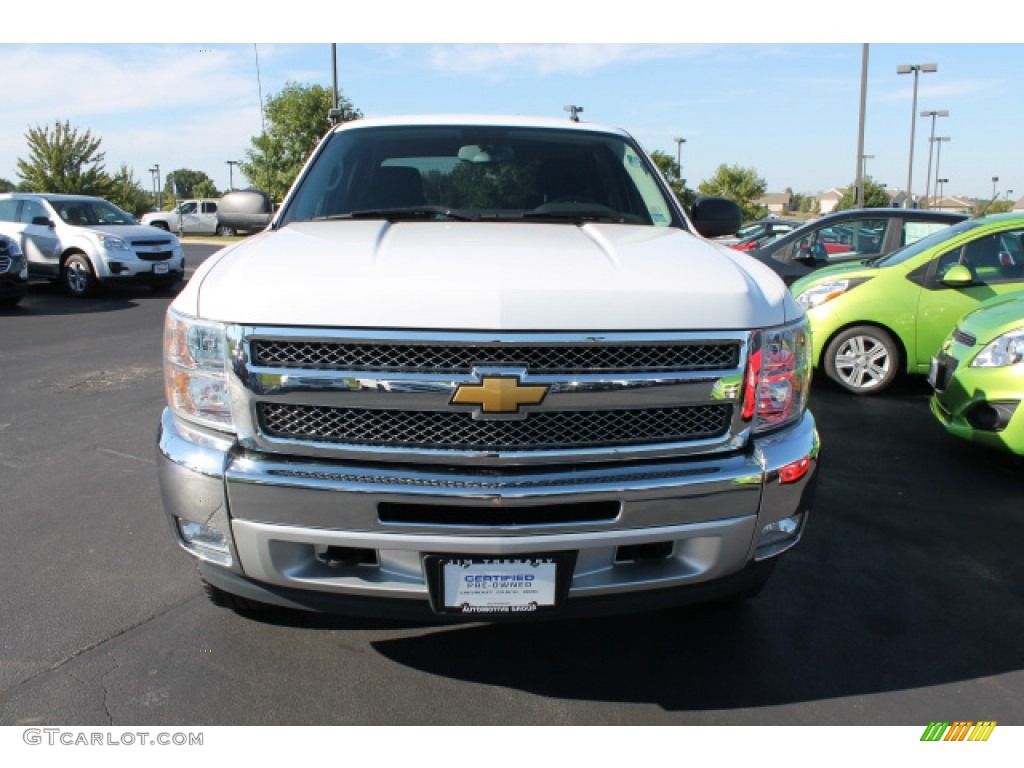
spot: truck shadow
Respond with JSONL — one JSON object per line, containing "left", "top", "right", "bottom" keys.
{"left": 361, "top": 384, "right": 1024, "bottom": 712}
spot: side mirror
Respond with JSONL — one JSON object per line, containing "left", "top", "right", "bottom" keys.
{"left": 32, "top": 216, "right": 54, "bottom": 228}
{"left": 941, "top": 264, "right": 974, "bottom": 287}
{"left": 690, "top": 196, "right": 742, "bottom": 239}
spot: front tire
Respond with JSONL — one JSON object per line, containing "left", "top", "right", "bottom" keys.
{"left": 63, "top": 254, "right": 97, "bottom": 298}
{"left": 824, "top": 325, "right": 900, "bottom": 394}
{"left": 216, "top": 224, "right": 235, "bottom": 237}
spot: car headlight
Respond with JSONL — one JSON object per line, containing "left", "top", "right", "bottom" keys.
{"left": 96, "top": 234, "right": 130, "bottom": 251}
{"left": 743, "top": 317, "right": 813, "bottom": 433}
{"left": 971, "top": 328, "right": 1024, "bottom": 368}
{"left": 164, "top": 309, "right": 234, "bottom": 430}
{"left": 794, "top": 278, "right": 869, "bottom": 310}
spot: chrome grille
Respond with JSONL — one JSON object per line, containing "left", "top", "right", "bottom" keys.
{"left": 952, "top": 328, "right": 977, "bottom": 348}
{"left": 258, "top": 403, "right": 733, "bottom": 452}
{"left": 251, "top": 339, "right": 739, "bottom": 373}
{"left": 137, "top": 251, "right": 173, "bottom": 262}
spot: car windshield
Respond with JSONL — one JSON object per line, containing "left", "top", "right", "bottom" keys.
{"left": 280, "top": 124, "right": 679, "bottom": 227}
{"left": 47, "top": 198, "right": 135, "bottom": 226}
{"left": 869, "top": 219, "right": 981, "bottom": 267}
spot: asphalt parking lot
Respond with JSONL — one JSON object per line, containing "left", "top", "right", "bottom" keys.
{"left": 1, "top": 243, "right": 1022, "bottom": 726}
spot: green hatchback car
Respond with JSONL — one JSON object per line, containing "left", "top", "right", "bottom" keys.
{"left": 790, "top": 213, "right": 1024, "bottom": 394}
{"left": 929, "top": 291, "right": 1024, "bottom": 454}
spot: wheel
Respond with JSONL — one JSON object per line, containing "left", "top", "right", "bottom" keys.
{"left": 823, "top": 325, "right": 900, "bottom": 395}
{"left": 216, "top": 224, "right": 235, "bottom": 237}
{"left": 201, "top": 579, "right": 270, "bottom": 614}
{"left": 63, "top": 254, "right": 97, "bottom": 298}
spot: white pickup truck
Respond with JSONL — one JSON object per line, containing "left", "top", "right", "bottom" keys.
{"left": 141, "top": 198, "right": 226, "bottom": 235}
{"left": 157, "top": 115, "right": 819, "bottom": 620}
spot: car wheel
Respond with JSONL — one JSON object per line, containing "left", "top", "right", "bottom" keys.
{"left": 824, "top": 325, "right": 900, "bottom": 395}
{"left": 201, "top": 579, "right": 270, "bottom": 614}
{"left": 216, "top": 224, "right": 235, "bottom": 237}
{"left": 63, "top": 254, "right": 97, "bottom": 298}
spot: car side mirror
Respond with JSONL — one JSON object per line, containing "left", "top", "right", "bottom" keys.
{"left": 941, "top": 264, "right": 974, "bottom": 287}
{"left": 32, "top": 216, "right": 54, "bottom": 228}
{"left": 690, "top": 196, "right": 742, "bottom": 238}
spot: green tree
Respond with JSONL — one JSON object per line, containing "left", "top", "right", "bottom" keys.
{"left": 836, "top": 178, "right": 891, "bottom": 210}
{"left": 240, "top": 82, "right": 362, "bottom": 201}
{"left": 15, "top": 121, "right": 112, "bottom": 196}
{"left": 162, "top": 169, "right": 220, "bottom": 204}
{"left": 698, "top": 164, "right": 767, "bottom": 222}
{"left": 108, "top": 164, "right": 155, "bottom": 217}
{"left": 0, "top": 177, "right": 15, "bottom": 193}
{"left": 985, "top": 199, "right": 1014, "bottom": 214}
{"left": 649, "top": 149, "right": 697, "bottom": 210}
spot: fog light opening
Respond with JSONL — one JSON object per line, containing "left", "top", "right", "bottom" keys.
{"left": 176, "top": 517, "right": 232, "bottom": 566}
{"left": 755, "top": 513, "right": 805, "bottom": 560}
{"left": 965, "top": 401, "right": 1018, "bottom": 432}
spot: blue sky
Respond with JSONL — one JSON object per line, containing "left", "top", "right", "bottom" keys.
{"left": 1, "top": 3, "right": 1020, "bottom": 202}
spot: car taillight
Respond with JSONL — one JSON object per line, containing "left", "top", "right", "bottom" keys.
{"left": 743, "top": 318, "right": 812, "bottom": 433}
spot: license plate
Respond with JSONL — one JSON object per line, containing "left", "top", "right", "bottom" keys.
{"left": 153, "top": 263, "right": 169, "bottom": 274}
{"left": 427, "top": 555, "right": 569, "bottom": 615}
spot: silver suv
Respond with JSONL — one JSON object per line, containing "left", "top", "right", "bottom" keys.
{"left": 0, "top": 193, "right": 186, "bottom": 297}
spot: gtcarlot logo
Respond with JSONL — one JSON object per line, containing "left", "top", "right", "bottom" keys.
{"left": 920, "top": 721, "right": 997, "bottom": 742}
{"left": 23, "top": 728, "right": 203, "bottom": 747}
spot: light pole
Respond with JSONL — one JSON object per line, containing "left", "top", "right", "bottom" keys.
{"left": 673, "top": 137, "right": 686, "bottom": 184}
{"left": 148, "top": 167, "right": 158, "bottom": 208}
{"left": 992, "top": 176, "right": 999, "bottom": 200}
{"left": 897, "top": 62, "right": 938, "bottom": 208}
{"left": 1007, "top": 189, "right": 1015, "bottom": 202}
{"left": 937, "top": 178, "right": 949, "bottom": 207}
{"left": 861, "top": 154, "right": 874, "bottom": 181}
{"left": 152, "top": 163, "right": 162, "bottom": 209}
{"left": 931, "top": 137, "right": 950, "bottom": 203}
{"left": 920, "top": 109, "right": 948, "bottom": 208}
{"left": 226, "top": 160, "right": 240, "bottom": 191}
{"left": 563, "top": 104, "right": 583, "bottom": 122}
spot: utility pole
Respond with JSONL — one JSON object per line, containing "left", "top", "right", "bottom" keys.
{"left": 854, "top": 44, "right": 869, "bottom": 209}
{"left": 897, "top": 62, "right": 938, "bottom": 208}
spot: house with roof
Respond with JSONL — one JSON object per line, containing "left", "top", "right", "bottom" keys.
{"left": 754, "top": 192, "right": 792, "bottom": 215}
{"left": 817, "top": 188, "right": 845, "bottom": 215}
{"left": 931, "top": 195, "right": 975, "bottom": 214}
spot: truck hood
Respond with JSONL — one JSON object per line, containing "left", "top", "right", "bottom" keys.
{"left": 185, "top": 221, "right": 794, "bottom": 330}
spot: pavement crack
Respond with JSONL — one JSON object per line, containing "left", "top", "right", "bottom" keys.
{"left": 0, "top": 593, "right": 200, "bottom": 715}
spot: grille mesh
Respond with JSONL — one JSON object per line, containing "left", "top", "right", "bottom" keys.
{"left": 952, "top": 328, "right": 977, "bottom": 348}
{"left": 258, "top": 403, "right": 733, "bottom": 452}
{"left": 251, "top": 340, "right": 739, "bottom": 373}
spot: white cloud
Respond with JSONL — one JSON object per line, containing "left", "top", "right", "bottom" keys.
{"left": 424, "top": 44, "right": 707, "bottom": 80}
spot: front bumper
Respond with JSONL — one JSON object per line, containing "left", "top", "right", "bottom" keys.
{"left": 930, "top": 359, "right": 1024, "bottom": 455}
{"left": 157, "top": 408, "right": 819, "bottom": 618}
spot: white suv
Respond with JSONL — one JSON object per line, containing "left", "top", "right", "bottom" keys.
{"left": 0, "top": 193, "right": 186, "bottom": 297}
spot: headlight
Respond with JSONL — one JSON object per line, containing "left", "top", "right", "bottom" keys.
{"left": 96, "top": 234, "right": 130, "bottom": 251}
{"left": 743, "top": 317, "right": 813, "bottom": 433}
{"left": 0, "top": 234, "right": 22, "bottom": 257}
{"left": 164, "top": 309, "right": 234, "bottom": 429}
{"left": 794, "top": 278, "right": 868, "bottom": 310}
{"left": 971, "top": 328, "right": 1024, "bottom": 368}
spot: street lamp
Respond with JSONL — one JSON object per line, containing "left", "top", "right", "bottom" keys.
{"left": 149, "top": 164, "right": 161, "bottom": 209}
{"left": 861, "top": 154, "right": 874, "bottom": 180}
{"left": 563, "top": 104, "right": 583, "bottom": 122}
{"left": 937, "top": 178, "right": 949, "bottom": 207}
{"left": 920, "top": 109, "right": 948, "bottom": 208}
{"left": 673, "top": 137, "right": 686, "bottom": 183}
{"left": 1006, "top": 189, "right": 1015, "bottom": 202}
{"left": 897, "top": 62, "right": 938, "bottom": 208}
{"left": 226, "top": 160, "right": 240, "bottom": 191}
{"left": 931, "top": 137, "right": 950, "bottom": 203}
{"left": 992, "top": 176, "right": 999, "bottom": 200}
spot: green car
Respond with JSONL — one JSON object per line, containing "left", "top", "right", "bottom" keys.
{"left": 790, "top": 213, "right": 1024, "bottom": 394}
{"left": 929, "top": 290, "right": 1024, "bottom": 454}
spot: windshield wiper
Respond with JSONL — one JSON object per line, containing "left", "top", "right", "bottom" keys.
{"left": 317, "top": 206, "right": 475, "bottom": 222}
{"left": 493, "top": 209, "right": 632, "bottom": 224}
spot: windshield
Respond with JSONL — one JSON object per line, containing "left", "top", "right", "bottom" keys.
{"left": 46, "top": 197, "right": 135, "bottom": 226}
{"left": 280, "top": 124, "right": 680, "bottom": 227}
{"left": 870, "top": 219, "right": 981, "bottom": 267}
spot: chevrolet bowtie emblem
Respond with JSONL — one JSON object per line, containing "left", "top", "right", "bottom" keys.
{"left": 451, "top": 375, "right": 549, "bottom": 416}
